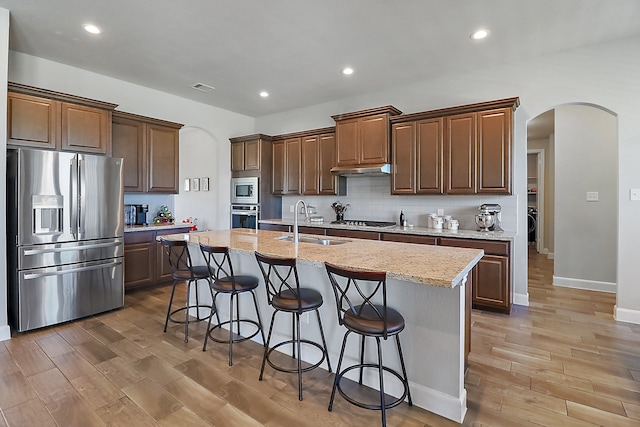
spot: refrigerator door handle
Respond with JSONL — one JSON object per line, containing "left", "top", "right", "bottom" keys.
{"left": 78, "top": 156, "right": 85, "bottom": 239}
{"left": 23, "top": 240, "right": 123, "bottom": 256}
{"left": 23, "top": 259, "right": 123, "bottom": 280}
{"left": 70, "top": 156, "right": 79, "bottom": 239}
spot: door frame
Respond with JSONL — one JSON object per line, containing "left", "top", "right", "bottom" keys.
{"left": 527, "top": 148, "right": 545, "bottom": 253}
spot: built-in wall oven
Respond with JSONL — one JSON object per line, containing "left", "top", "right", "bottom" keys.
{"left": 231, "top": 176, "right": 259, "bottom": 205}
{"left": 231, "top": 204, "right": 259, "bottom": 230}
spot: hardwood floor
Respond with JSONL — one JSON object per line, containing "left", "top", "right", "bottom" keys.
{"left": 1, "top": 247, "right": 639, "bottom": 426}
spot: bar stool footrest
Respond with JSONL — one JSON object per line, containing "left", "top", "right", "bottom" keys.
{"left": 266, "top": 339, "right": 327, "bottom": 374}
{"left": 207, "top": 319, "right": 262, "bottom": 344}
{"left": 335, "top": 363, "right": 409, "bottom": 411}
{"left": 168, "top": 305, "right": 213, "bottom": 325}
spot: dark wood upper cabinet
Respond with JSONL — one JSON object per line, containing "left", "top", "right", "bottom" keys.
{"left": 7, "top": 83, "right": 117, "bottom": 154}
{"left": 112, "top": 115, "right": 145, "bottom": 192}
{"left": 445, "top": 112, "right": 477, "bottom": 194}
{"left": 231, "top": 142, "right": 245, "bottom": 172}
{"left": 7, "top": 91, "right": 60, "bottom": 149}
{"left": 335, "top": 118, "right": 359, "bottom": 165}
{"left": 318, "top": 133, "right": 344, "bottom": 195}
{"left": 391, "top": 122, "right": 416, "bottom": 194}
{"left": 360, "top": 114, "right": 390, "bottom": 164}
{"left": 417, "top": 118, "right": 444, "bottom": 194}
{"left": 301, "top": 130, "right": 345, "bottom": 196}
{"left": 477, "top": 107, "right": 512, "bottom": 194}
{"left": 285, "top": 137, "right": 301, "bottom": 195}
{"left": 230, "top": 136, "right": 268, "bottom": 172}
{"left": 273, "top": 127, "right": 343, "bottom": 196}
{"left": 244, "top": 139, "right": 261, "bottom": 170}
{"left": 332, "top": 106, "right": 401, "bottom": 167}
{"left": 392, "top": 117, "right": 445, "bottom": 195}
{"left": 147, "top": 123, "right": 180, "bottom": 193}
{"left": 112, "top": 111, "right": 183, "bottom": 194}
{"left": 390, "top": 97, "right": 518, "bottom": 196}
{"left": 60, "top": 102, "right": 111, "bottom": 154}
{"left": 271, "top": 137, "right": 300, "bottom": 195}
{"left": 272, "top": 140, "right": 286, "bottom": 195}
{"left": 302, "top": 135, "right": 320, "bottom": 194}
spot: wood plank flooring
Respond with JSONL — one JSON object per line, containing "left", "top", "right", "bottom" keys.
{"left": 1, "top": 246, "right": 639, "bottom": 426}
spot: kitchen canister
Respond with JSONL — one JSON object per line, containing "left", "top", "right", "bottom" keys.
{"left": 428, "top": 213, "right": 437, "bottom": 228}
{"left": 433, "top": 216, "right": 444, "bottom": 230}
{"left": 447, "top": 219, "right": 459, "bottom": 230}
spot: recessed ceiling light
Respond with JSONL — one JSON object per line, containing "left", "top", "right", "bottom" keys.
{"left": 259, "top": 91, "right": 269, "bottom": 98}
{"left": 84, "top": 24, "right": 101, "bottom": 34}
{"left": 342, "top": 67, "right": 354, "bottom": 75}
{"left": 470, "top": 29, "right": 489, "bottom": 40}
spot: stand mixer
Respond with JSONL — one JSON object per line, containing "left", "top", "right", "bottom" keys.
{"left": 475, "top": 204, "right": 503, "bottom": 232}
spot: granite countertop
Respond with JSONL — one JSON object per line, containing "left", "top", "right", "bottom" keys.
{"left": 125, "top": 223, "right": 193, "bottom": 233}
{"left": 161, "top": 228, "right": 484, "bottom": 288}
{"left": 259, "top": 218, "right": 515, "bottom": 242}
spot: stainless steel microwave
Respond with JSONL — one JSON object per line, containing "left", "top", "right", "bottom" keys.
{"left": 231, "top": 176, "right": 259, "bottom": 204}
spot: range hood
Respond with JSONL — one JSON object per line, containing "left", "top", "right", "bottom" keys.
{"left": 330, "top": 163, "right": 391, "bottom": 176}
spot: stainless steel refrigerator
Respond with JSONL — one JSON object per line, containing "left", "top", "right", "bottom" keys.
{"left": 6, "top": 148, "right": 125, "bottom": 332}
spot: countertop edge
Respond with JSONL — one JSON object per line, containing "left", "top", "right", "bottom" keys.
{"left": 259, "top": 219, "right": 515, "bottom": 242}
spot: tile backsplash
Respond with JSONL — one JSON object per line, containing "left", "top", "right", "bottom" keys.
{"left": 280, "top": 176, "right": 517, "bottom": 232}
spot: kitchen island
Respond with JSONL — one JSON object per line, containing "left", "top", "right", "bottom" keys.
{"left": 161, "top": 228, "right": 483, "bottom": 423}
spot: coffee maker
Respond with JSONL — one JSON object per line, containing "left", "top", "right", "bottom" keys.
{"left": 124, "top": 204, "right": 149, "bottom": 226}
{"left": 475, "top": 204, "right": 503, "bottom": 232}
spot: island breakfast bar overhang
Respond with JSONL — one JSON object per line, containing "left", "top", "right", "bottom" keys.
{"left": 160, "top": 228, "right": 484, "bottom": 423}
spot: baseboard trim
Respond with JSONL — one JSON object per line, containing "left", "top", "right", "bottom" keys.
{"left": 0, "top": 324, "right": 11, "bottom": 341}
{"left": 547, "top": 252, "right": 555, "bottom": 259}
{"left": 614, "top": 305, "right": 640, "bottom": 325}
{"left": 513, "top": 292, "right": 529, "bottom": 306}
{"left": 553, "top": 276, "right": 616, "bottom": 293}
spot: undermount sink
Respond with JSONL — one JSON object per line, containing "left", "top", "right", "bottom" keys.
{"left": 275, "top": 235, "right": 350, "bottom": 246}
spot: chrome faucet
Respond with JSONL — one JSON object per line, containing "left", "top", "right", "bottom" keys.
{"left": 293, "top": 200, "right": 308, "bottom": 244}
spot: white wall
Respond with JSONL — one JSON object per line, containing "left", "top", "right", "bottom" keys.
{"left": 554, "top": 105, "right": 617, "bottom": 291}
{"left": 256, "top": 35, "right": 640, "bottom": 320}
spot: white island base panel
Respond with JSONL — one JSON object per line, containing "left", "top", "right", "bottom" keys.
{"left": 187, "top": 250, "right": 469, "bottom": 423}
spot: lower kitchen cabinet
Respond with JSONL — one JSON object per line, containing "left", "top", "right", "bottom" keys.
{"left": 124, "top": 227, "right": 190, "bottom": 291}
{"left": 326, "top": 229, "right": 380, "bottom": 240}
{"left": 380, "top": 233, "right": 438, "bottom": 245}
{"left": 440, "top": 237, "right": 511, "bottom": 314}
{"left": 259, "top": 223, "right": 291, "bottom": 232}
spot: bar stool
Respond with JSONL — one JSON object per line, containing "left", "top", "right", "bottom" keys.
{"left": 200, "top": 244, "right": 265, "bottom": 366}
{"left": 254, "top": 251, "right": 332, "bottom": 401}
{"left": 324, "top": 262, "right": 412, "bottom": 427}
{"left": 159, "top": 238, "right": 214, "bottom": 343}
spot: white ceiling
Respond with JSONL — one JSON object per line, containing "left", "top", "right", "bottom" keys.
{"left": 1, "top": 0, "right": 640, "bottom": 118}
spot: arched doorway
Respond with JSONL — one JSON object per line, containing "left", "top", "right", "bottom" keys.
{"left": 526, "top": 103, "right": 618, "bottom": 296}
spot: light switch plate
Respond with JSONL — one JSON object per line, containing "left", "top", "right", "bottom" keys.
{"left": 586, "top": 192, "right": 599, "bottom": 202}
{"left": 631, "top": 188, "right": 640, "bottom": 201}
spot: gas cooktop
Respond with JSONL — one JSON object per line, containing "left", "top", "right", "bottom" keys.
{"left": 330, "top": 220, "right": 397, "bottom": 228}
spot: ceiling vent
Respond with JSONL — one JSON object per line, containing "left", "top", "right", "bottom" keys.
{"left": 191, "top": 82, "right": 215, "bottom": 92}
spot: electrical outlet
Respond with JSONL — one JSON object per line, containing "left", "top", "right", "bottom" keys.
{"left": 437, "top": 209, "right": 444, "bottom": 216}
{"left": 289, "top": 205, "right": 295, "bottom": 213}
{"left": 586, "top": 192, "right": 599, "bottom": 202}
{"left": 631, "top": 188, "right": 640, "bottom": 201}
